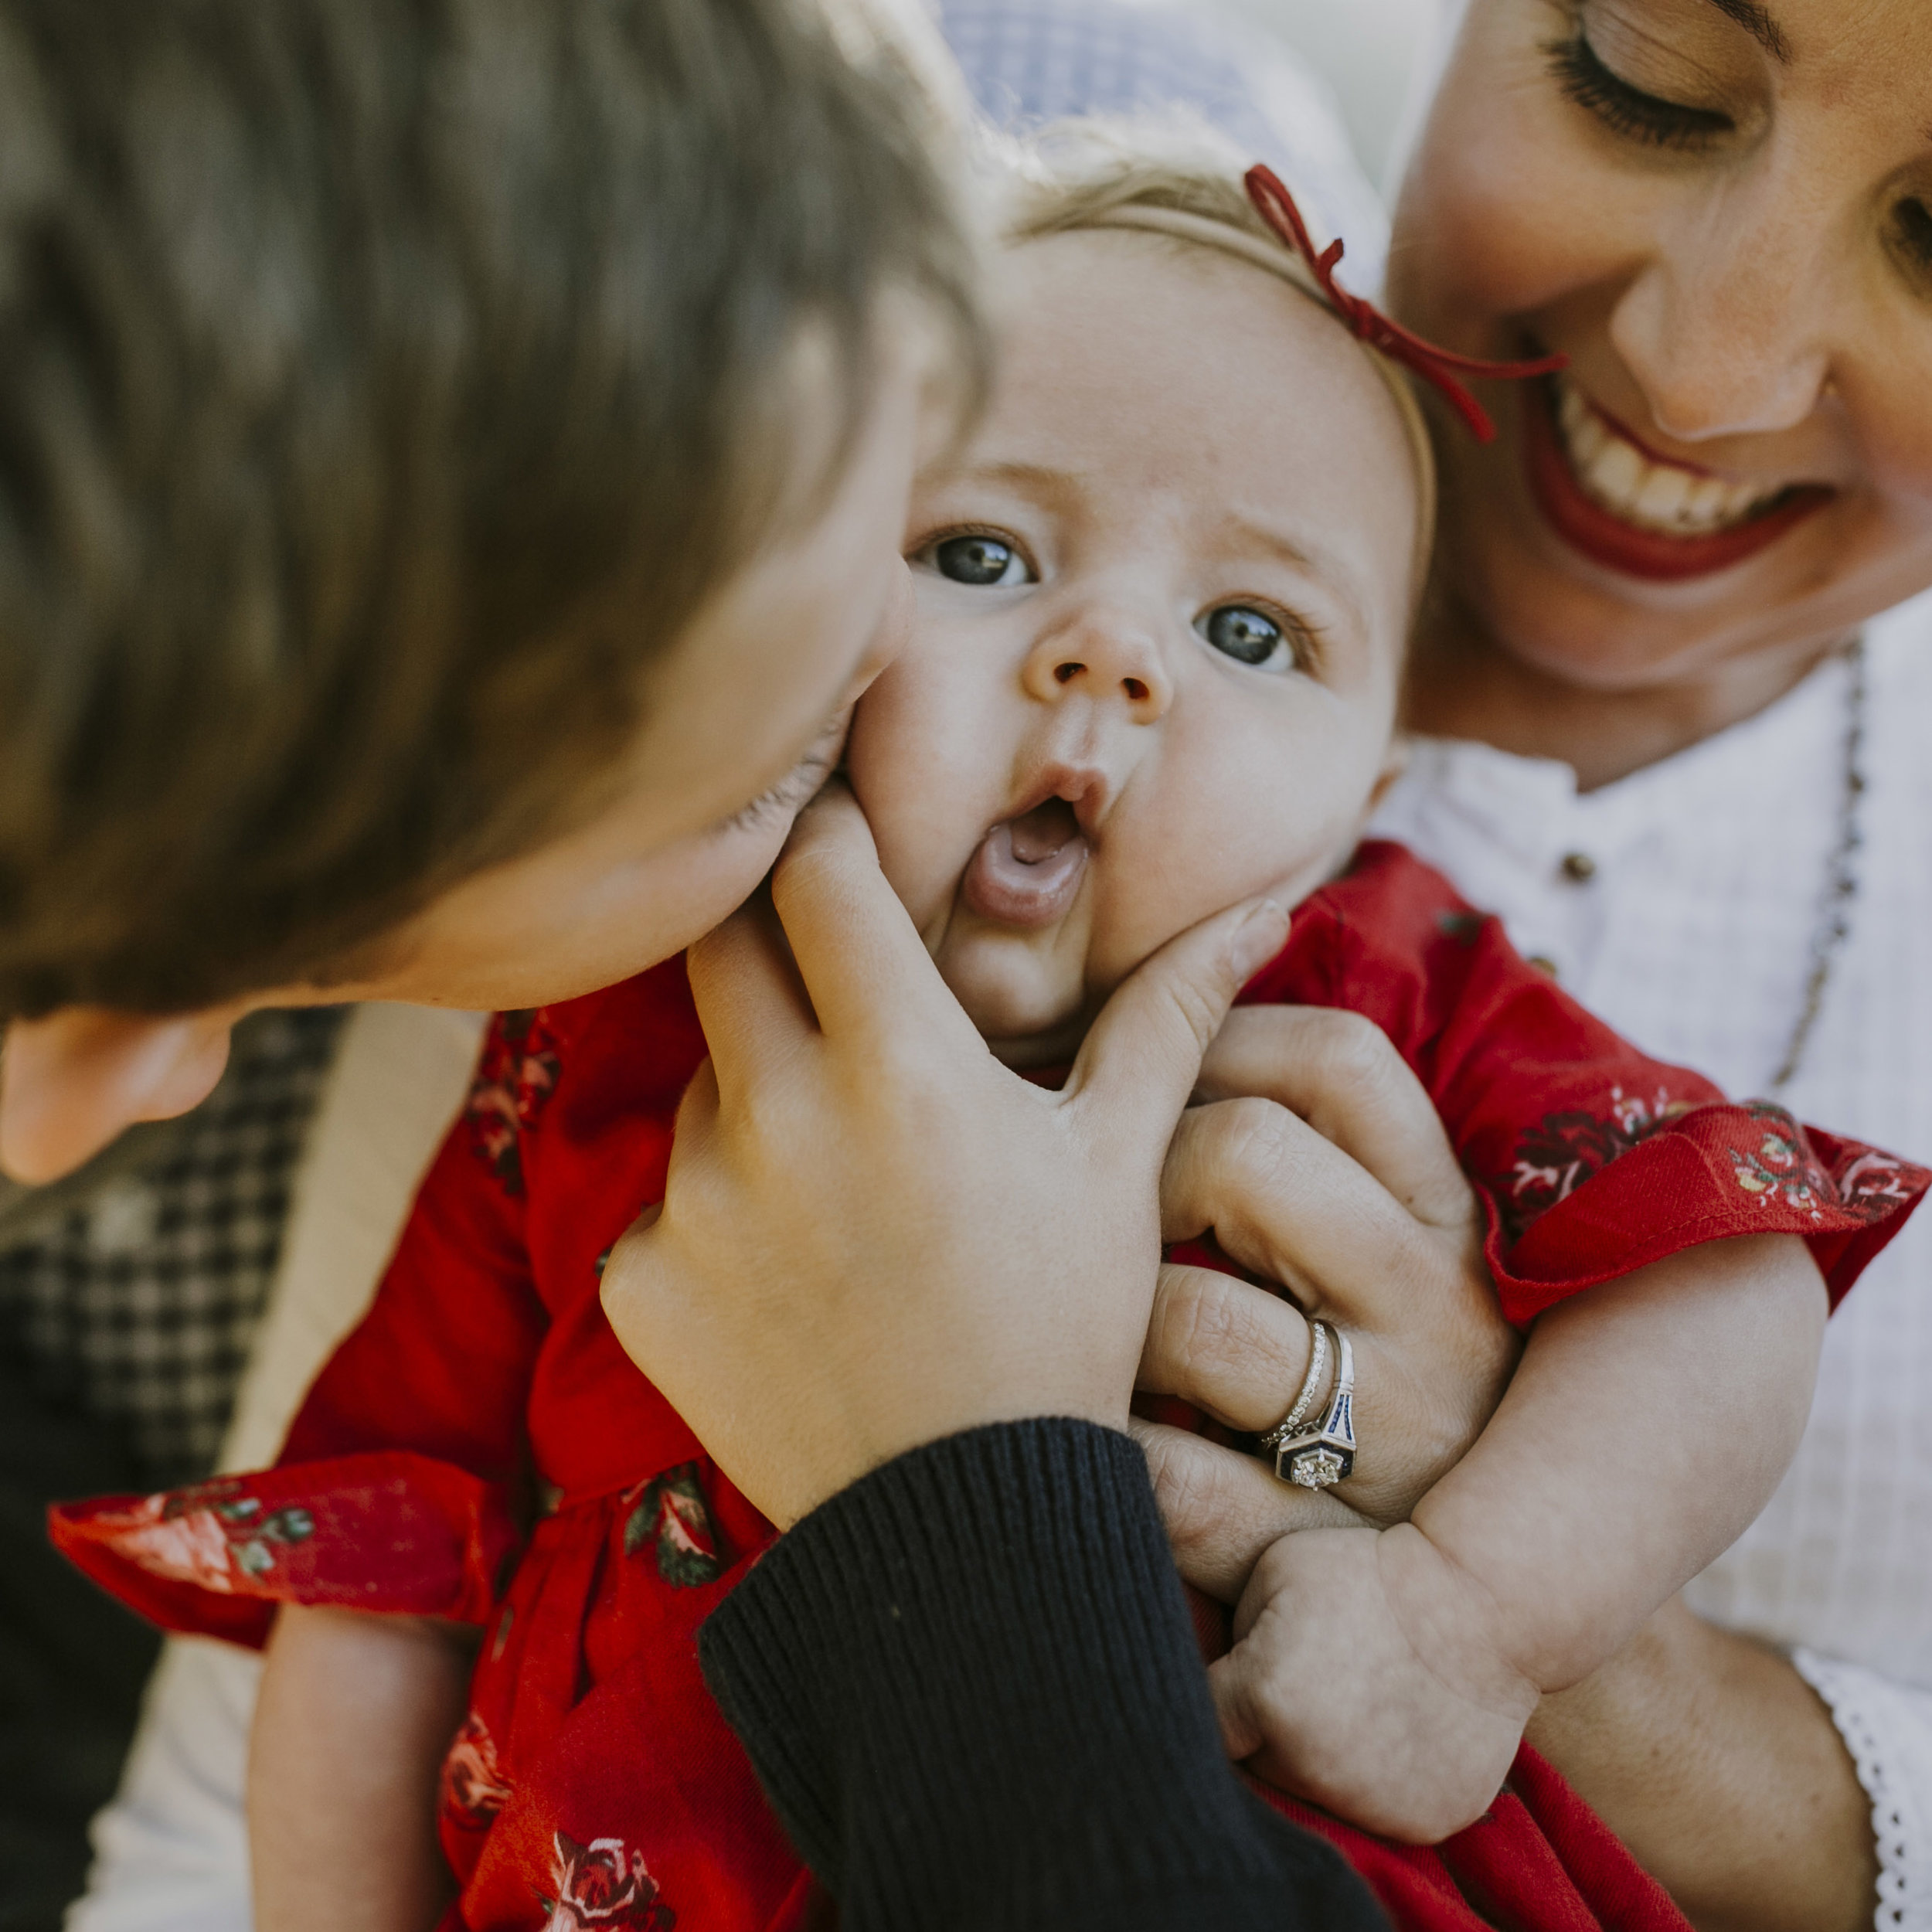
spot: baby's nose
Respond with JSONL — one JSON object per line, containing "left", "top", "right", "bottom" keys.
{"left": 1022, "top": 610, "right": 1172, "bottom": 721}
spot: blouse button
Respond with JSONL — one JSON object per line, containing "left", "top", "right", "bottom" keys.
{"left": 1560, "top": 851, "right": 1597, "bottom": 883}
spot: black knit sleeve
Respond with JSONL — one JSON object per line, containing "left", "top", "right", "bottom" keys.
{"left": 699, "top": 1419, "right": 1387, "bottom": 1932}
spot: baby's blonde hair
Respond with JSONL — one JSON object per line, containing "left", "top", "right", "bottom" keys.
{"left": 988, "top": 124, "right": 1437, "bottom": 591}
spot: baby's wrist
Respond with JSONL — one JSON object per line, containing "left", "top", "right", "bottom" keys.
{"left": 1376, "top": 1523, "right": 1543, "bottom": 1717}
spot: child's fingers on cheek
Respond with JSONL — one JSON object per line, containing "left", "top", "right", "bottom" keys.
{"left": 770, "top": 782, "right": 978, "bottom": 1049}
{"left": 685, "top": 895, "right": 817, "bottom": 1101}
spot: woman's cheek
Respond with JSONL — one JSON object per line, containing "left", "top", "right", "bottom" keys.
{"left": 1396, "top": 24, "right": 1656, "bottom": 349}
{"left": 1849, "top": 368, "right": 1932, "bottom": 515}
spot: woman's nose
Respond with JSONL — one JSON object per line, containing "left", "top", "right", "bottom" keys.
{"left": 1611, "top": 175, "right": 1835, "bottom": 442}
{"left": 1020, "top": 607, "right": 1173, "bottom": 721}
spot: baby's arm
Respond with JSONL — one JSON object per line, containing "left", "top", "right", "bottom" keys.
{"left": 250, "top": 1604, "right": 476, "bottom": 1932}
{"left": 1213, "top": 1231, "right": 1825, "bottom": 1842}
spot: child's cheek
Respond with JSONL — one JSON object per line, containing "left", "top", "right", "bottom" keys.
{"left": 843, "top": 657, "right": 975, "bottom": 930}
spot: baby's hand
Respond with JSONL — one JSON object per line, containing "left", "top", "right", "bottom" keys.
{"left": 1209, "top": 1524, "right": 1539, "bottom": 1843}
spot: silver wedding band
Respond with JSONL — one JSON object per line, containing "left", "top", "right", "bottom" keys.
{"left": 1259, "top": 1319, "right": 1331, "bottom": 1451}
{"left": 1260, "top": 1322, "right": 1356, "bottom": 1491}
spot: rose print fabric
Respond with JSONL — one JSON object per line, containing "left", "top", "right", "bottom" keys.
{"left": 53, "top": 842, "right": 1927, "bottom": 1932}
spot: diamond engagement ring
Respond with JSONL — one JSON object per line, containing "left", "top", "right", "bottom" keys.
{"left": 1258, "top": 1319, "right": 1332, "bottom": 1456}
{"left": 1267, "top": 1327, "right": 1355, "bottom": 1489}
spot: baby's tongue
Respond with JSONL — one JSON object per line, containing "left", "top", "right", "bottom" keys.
{"left": 962, "top": 797, "right": 1089, "bottom": 929}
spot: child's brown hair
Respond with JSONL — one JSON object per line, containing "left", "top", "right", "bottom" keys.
{"left": 0, "top": 0, "right": 985, "bottom": 1019}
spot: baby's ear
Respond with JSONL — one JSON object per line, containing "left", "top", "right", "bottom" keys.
{"left": 1366, "top": 736, "right": 1411, "bottom": 816}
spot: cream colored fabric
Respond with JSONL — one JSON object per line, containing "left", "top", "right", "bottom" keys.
{"left": 66, "top": 1641, "right": 260, "bottom": 1932}
{"left": 70, "top": 1002, "right": 483, "bottom": 1931}
{"left": 1798, "top": 1650, "right": 1932, "bottom": 1932}
{"left": 215, "top": 1003, "right": 485, "bottom": 1472}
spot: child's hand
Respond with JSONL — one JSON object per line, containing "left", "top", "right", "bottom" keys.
{"left": 600, "top": 786, "right": 1290, "bottom": 1529}
{"left": 1210, "top": 1524, "right": 1539, "bottom": 1844}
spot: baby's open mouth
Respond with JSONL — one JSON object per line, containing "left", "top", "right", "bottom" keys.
{"left": 962, "top": 796, "right": 1090, "bottom": 929}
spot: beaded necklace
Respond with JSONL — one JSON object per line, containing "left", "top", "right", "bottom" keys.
{"left": 1769, "top": 637, "right": 1866, "bottom": 1094}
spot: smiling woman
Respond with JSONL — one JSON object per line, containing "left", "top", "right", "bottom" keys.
{"left": 1340, "top": 2, "right": 1932, "bottom": 1928}
{"left": 1391, "top": 0, "right": 1932, "bottom": 780}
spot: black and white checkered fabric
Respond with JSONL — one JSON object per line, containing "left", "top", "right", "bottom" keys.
{"left": 0, "top": 1008, "right": 345, "bottom": 1492}
{"left": 937, "top": 0, "right": 1389, "bottom": 288}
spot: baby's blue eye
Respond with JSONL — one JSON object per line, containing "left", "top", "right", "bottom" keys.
{"left": 932, "top": 534, "right": 1027, "bottom": 587}
{"left": 1199, "top": 604, "right": 1288, "bottom": 669}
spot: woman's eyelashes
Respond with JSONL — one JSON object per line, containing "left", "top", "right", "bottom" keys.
{"left": 921, "top": 530, "right": 1035, "bottom": 587}
{"left": 1543, "top": 29, "right": 1733, "bottom": 152}
{"left": 1195, "top": 602, "right": 1314, "bottom": 675}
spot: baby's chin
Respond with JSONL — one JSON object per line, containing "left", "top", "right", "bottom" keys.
{"left": 934, "top": 934, "right": 1096, "bottom": 1069}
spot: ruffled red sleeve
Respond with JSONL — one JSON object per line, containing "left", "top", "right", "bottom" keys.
{"left": 50, "top": 1009, "right": 556, "bottom": 1645}
{"left": 1247, "top": 844, "right": 1930, "bottom": 1325}
{"left": 48, "top": 1453, "right": 517, "bottom": 1649}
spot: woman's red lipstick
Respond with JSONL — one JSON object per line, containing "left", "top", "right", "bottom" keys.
{"left": 1522, "top": 379, "right": 1833, "bottom": 583}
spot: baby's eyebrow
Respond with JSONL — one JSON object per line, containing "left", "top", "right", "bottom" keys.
{"left": 949, "top": 457, "right": 1079, "bottom": 499}
{"left": 1224, "top": 512, "right": 1316, "bottom": 576}
{"left": 1220, "top": 510, "right": 1369, "bottom": 628}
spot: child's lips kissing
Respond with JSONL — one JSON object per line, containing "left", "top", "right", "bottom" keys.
{"left": 961, "top": 795, "right": 1090, "bottom": 930}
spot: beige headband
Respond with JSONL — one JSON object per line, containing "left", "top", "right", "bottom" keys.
{"left": 1051, "top": 201, "right": 1438, "bottom": 583}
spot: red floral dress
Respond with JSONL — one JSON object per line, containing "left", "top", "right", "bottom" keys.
{"left": 53, "top": 843, "right": 1928, "bottom": 1932}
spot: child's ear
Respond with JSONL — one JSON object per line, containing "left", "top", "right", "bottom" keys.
{"left": 0, "top": 1005, "right": 240, "bottom": 1184}
{"left": 1366, "top": 735, "right": 1411, "bottom": 816}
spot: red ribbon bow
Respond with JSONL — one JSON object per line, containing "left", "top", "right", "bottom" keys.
{"left": 1244, "top": 163, "right": 1566, "bottom": 444}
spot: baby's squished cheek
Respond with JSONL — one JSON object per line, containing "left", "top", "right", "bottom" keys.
{"left": 846, "top": 221, "right": 1420, "bottom": 1058}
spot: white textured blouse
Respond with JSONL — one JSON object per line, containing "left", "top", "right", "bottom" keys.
{"left": 1370, "top": 590, "right": 1932, "bottom": 1932}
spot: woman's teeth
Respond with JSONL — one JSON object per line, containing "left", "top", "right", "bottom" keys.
{"left": 1553, "top": 376, "right": 1787, "bottom": 536}
{"left": 961, "top": 797, "right": 1090, "bottom": 930}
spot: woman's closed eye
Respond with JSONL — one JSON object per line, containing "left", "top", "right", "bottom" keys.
{"left": 1196, "top": 601, "right": 1315, "bottom": 675}
{"left": 917, "top": 530, "right": 1035, "bottom": 587}
{"left": 1543, "top": 29, "right": 1733, "bottom": 154}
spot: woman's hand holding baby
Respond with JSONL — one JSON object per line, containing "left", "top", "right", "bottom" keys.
{"left": 1136, "top": 1005, "right": 1521, "bottom": 1596}
{"left": 1134, "top": 1009, "right": 1829, "bottom": 1848}
{"left": 1196, "top": 1233, "right": 1827, "bottom": 1840}
{"left": 599, "top": 786, "right": 1290, "bottom": 1529}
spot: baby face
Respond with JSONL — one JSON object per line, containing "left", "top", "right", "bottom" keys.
{"left": 847, "top": 227, "right": 1421, "bottom": 1063}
